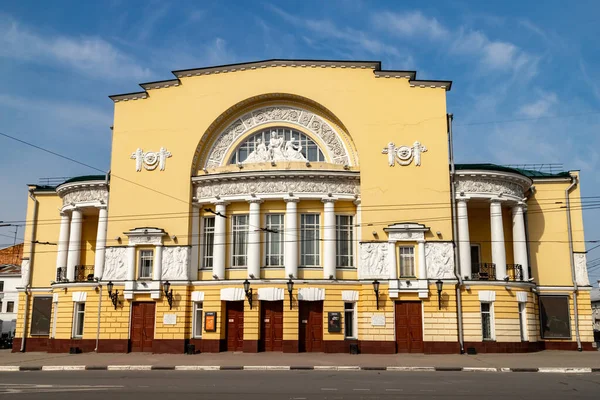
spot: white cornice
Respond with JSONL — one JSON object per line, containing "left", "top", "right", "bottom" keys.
{"left": 192, "top": 169, "right": 359, "bottom": 183}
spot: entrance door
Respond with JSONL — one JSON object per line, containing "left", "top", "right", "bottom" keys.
{"left": 260, "top": 301, "right": 284, "bottom": 351}
{"left": 395, "top": 301, "right": 424, "bottom": 353}
{"left": 226, "top": 301, "right": 244, "bottom": 351}
{"left": 299, "top": 301, "right": 323, "bottom": 352}
{"left": 130, "top": 302, "right": 155, "bottom": 352}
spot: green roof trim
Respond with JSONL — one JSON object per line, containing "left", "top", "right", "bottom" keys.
{"left": 33, "top": 185, "right": 58, "bottom": 192}
{"left": 62, "top": 175, "right": 107, "bottom": 184}
{"left": 455, "top": 163, "right": 571, "bottom": 179}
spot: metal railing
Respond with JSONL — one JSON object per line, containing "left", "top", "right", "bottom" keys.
{"left": 38, "top": 177, "right": 72, "bottom": 186}
{"left": 56, "top": 267, "right": 67, "bottom": 282}
{"left": 507, "top": 264, "right": 523, "bottom": 281}
{"left": 471, "top": 263, "right": 496, "bottom": 281}
{"left": 74, "top": 265, "right": 95, "bottom": 282}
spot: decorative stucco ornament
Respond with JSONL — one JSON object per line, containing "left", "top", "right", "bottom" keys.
{"left": 382, "top": 141, "right": 427, "bottom": 167}
{"left": 243, "top": 131, "right": 308, "bottom": 164}
{"left": 358, "top": 242, "right": 389, "bottom": 279}
{"left": 131, "top": 147, "right": 172, "bottom": 171}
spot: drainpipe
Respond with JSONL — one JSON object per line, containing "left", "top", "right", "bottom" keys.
{"left": 565, "top": 175, "right": 582, "bottom": 351}
{"left": 95, "top": 283, "right": 102, "bottom": 352}
{"left": 447, "top": 113, "right": 465, "bottom": 354}
{"left": 20, "top": 189, "right": 38, "bottom": 352}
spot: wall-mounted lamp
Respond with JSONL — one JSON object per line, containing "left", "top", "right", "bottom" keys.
{"left": 372, "top": 280, "right": 380, "bottom": 310}
{"left": 305, "top": 161, "right": 311, "bottom": 167}
{"left": 115, "top": 236, "right": 121, "bottom": 243}
{"left": 243, "top": 279, "right": 253, "bottom": 309}
{"left": 163, "top": 280, "right": 174, "bottom": 310}
{"left": 435, "top": 279, "right": 444, "bottom": 310}
{"left": 107, "top": 281, "right": 119, "bottom": 310}
{"left": 287, "top": 278, "right": 294, "bottom": 310}
{"left": 171, "top": 235, "right": 177, "bottom": 242}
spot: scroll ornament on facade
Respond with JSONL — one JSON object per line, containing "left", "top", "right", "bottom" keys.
{"left": 382, "top": 141, "right": 427, "bottom": 167}
{"left": 131, "top": 147, "right": 172, "bottom": 171}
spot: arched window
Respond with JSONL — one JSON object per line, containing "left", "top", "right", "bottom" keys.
{"left": 230, "top": 127, "right": 325, "bottom": 164}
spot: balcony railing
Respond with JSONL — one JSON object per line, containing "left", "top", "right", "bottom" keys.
{"left": 471, "top": 263, "right": 496, "bottom": 281}
{"left": 56, "top": 267, "right": 67, "bottom": 282}
{"left": 74, "top": 265, "right": 95, "bottom": 282}
{"left": 507, "top": 264, "right": 523, "bottom": 281}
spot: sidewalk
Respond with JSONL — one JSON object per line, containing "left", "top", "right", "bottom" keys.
{"left": 0, "top": 349, "right": 598, "bottom": 369}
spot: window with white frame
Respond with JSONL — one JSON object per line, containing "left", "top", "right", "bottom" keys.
{"left": 336, "top": 215, "right": 354, "bottom": 267}
{"left": 481, "top": 302, "right": 494, "bottom": 341}
{"left": 232, "top": 215, "right": 249, "bottom": 267}
{"left": 399, "top": 246, "right": 415, "bottom": 277}
{"left": 265, "top": 214, "right": 284, "bottom": 266}
{"left": 202, "top": 217, "right": 215, "bottom": 269}
{"left": 344, "top": 302, "right": 357, "bottom": 339}
{"left": 139, "top": 250, "right": 154, "bottom": 279}
{"left": 6, "top": 301, "right": 14, "bottom": 313}
{"left": 72, "top": 302, "right": 85, "bottom": 338}
{"left": 193, "top": 302, "right": 203, "bottom": 338}
{"left": 519, "top": 303, "right": 528, "bottom": 341}
{"left": 300, "top": 214, "right": 320, "bottom": 266}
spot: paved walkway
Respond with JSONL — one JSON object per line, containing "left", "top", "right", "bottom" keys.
{"left": 0, "top": 350, "right": 598, "bottom": 368}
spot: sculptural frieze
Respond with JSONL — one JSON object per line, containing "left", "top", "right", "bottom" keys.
{"left": 382, "top": 141, "right": 427, "bottom": 167}
{"left": 131, "top": 147, "right": 172, "bottom": 171}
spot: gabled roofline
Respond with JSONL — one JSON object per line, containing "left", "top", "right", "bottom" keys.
{"left": 109, "top": 59, "right": 452, "bottom": 102}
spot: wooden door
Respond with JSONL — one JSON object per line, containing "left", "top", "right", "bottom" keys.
{"left": 395, "top": 301, "right": 424, "bottom": 353}
{"left": 260, "top": 301, "right": 284, "bottom": 351}
{"left": 226, "top": 301, "right": 244, "bottom": 351}
{"left": 299, "top": 301, "right": 323, "bottom": 352}
{"left": 130, "top": 302, "right": 155, "bottom": 352}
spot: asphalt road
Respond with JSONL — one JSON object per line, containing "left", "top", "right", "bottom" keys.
{"left": 1, "top": 371, "right": 599, "bottom": 399}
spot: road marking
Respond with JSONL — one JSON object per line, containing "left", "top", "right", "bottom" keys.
{"left": 175, "top": 365, "right": 220, "bottom": 371}
{"left": 314, "top": 366, "right": 338, "bottom": 370}
{"left": 337, "top": 366, "right": 361, "bottom": 371}
{"left": 386, "top": 366, "right": 435, "bottom": 371}
{"left": 0, "top": 366, "right": 19, "bottom": 372}
{"left": 463, "top": 367, "right": 498, "bottom": 372}
{"left": 538, "top": 367, "right": 592, "bottom": 374}
{"left": 42, "top": 366, "right": 86, "bottom": 371}
{"left": 107, "top": 365, "right": 152, "bottom": 371}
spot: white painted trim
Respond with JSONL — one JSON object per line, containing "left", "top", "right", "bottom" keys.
{"left": 71, "top": 291, "right": 87, "bottom": 302}
{"left": 220, "top": 287, "right": 245, "bottom": 301}
{"left": 478, "top": 290, "right": 496, "bottom": 302}
{"left": 516, "top": 292, "right": 528, "bottom": 303}
{"left": 191, "top": 291, "right": 205, "bottom": 302}
{"left": 297, "top": 287, "right": 325, "bottom": 301}
{"left": 341, "top": 290, "right": 359, "bottom": 302}
{"left": 257, "top": 287, "right": 285, "bottom": 301}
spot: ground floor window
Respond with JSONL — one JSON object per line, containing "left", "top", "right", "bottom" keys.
{"left": 30, "top": 296, "right": 52, "bottom": 336}
{"left": 539, "top": 295, "right": 571, "bottom": 339}
{"left": 481, "top": 302, "right": 494, "bottom": 341}
{"left": 193, "top": 302, "right": 203, "bottom": 338}
{"left": 518, "top": 302, "right": 528, "bottom": 341}
{"left": 72, "top": 302, "right": 85, "bottom": 338}
{"left": 344, "top": 302, "right": 357, "bottom": 339}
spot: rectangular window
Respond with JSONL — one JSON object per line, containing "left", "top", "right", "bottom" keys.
{"left": 72, "top": 302, "right": 85, "bottom": 338}
{"left": 0, "top": 281, "right": 4, "bottom": 292}
{"left": 6, "top": 301, "right": 14, "bottom": 313}
{"left": 519, "top": 303, "right": 528, "bottom": 341}
{"left": 202, "top": 217, "right": 215, "bottom": 269}
{"left": 539, "top": 295, "right": 571, "bottom": 339}
{"left": 344, "top": 302, "right": 357, "bottom": 339}
{"left": 265, "top": 214, "right": 284, "bottom": 266}
{"left": 30, "top": 297, "right": 52, "bottom": 336}
{"left": 399, "top": 247, "right": 415, "bottom": 277}
{"left": 336, "top": 215, "right": 354, "bottom": 267}
{"left": 300, "top": 214, "right": 320, "bottom": 266}
{"left": 232, "top": 215, "right": 249, "bottom": 267}
{"left": 481, "top": 302, "right": 494, "bottom": 341}
{"left": 0, "top": 300, "right": 3, "bottom": 313}
{"left": 193, "top": 302, "right": 203, "bottom": 338}
{"left": 139, "top": 250, "right": 154, "bottom": 279}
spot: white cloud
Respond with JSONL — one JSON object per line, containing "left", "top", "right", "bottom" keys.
{"left": 0, "top": 16, "right": 151, "bottom": 80}
{"left": 371, "top": 11, "right": 448, "bottom": 39}
{"left": 268, "top": 5, "right": 400, "bottom": 57}
{"left": 518, "top": 92, "right": 558, "bottom": 118}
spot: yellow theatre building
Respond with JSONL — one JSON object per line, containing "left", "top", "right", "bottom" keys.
{"left": 13, "top": 59, "right": 595, "bottom": 354}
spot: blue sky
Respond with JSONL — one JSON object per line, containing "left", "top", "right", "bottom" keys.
{"left": 0, "top": 0, "right": 599, "bottom": 282}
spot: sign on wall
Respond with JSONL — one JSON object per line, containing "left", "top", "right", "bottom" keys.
{"left": 328, "top": 312, "right": 342, "bottom": 333}
{"left": 371, "top": 314, "right": 386, "bottom": 326}
{"left": 163, "top": 314, "right": 177, "bottom": 325}
{"left": 204, "top": 312, "right": 217, "bottom": 332}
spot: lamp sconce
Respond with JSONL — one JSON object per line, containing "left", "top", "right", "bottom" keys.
{"left": 115, "top": 236, "right": 121, "bottom": 243}
{"left": 372, "top": 280, "right": 380, "bottom": 310}
{"left": 163, "top": 281, "right": 174, "bottom": 310}
{"left": 286, "top": 278, "right": 294, "bottom": 310}
{"left": 435, "top": 279, "right": 444, "bottom": 310}
{"left": 171, "top": 235, "right": 177, "bottom": 242}
{"left": 107, "top": 281, "right": 119, "bottom": 310}
{"left": 243, "top": 279, "right": 253, "bottom": 309}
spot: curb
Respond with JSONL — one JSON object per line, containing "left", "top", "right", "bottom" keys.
{"left": 0, "top": 365, "right": 598, "bottom": 373}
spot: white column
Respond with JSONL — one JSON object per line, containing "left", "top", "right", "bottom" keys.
{"left": 55, "top": 212, "right": 71, "bottom": 274}
{"left": 94, "top": 207, "right": 108, "bottom": 279}
{"left": 418, "top": 239, "right": 427, "bottom": 280}
{"left": 66, "top": 208, "right": 83, "bottom": 281}
{"left": 322, "top": 198, "right": 336, "bottom": 279}
{"left": 126, "top": 245, "right": 136, "bottom": 281}
{"left": 456, "top": 198, "right": 472, "bottom": 279}
{"left": 212, "top": 202, "right": 227, "bottom": 279}
{"left": 247, "top": 199, "right": 262, "bottom": 279}
{"left": 153, "top": 245, "right": 163, "bottom": 281}
{"left": 512, "top": 203, "right": 529, "bottom": 281}
{"left": 388, "top": 241, "right": 397, "bottom": 280}
{"left": 284, "top": 198, "right": 299, "bottom": 279}
{"left": 354, "top": 199, "right": 361, "bottom": 267}
{"left": 190, "top": 205, "right": 200, "bottom": 280}
{"left": 490, "top": 200, "right": 507, "bottom": 280}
